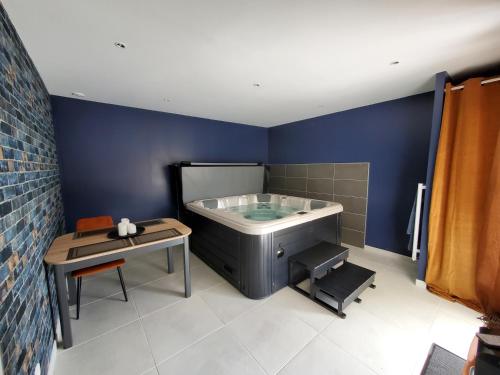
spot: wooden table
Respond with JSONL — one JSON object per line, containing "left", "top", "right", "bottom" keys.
{"left": 44, "top": 218, "right": 192, "bottom": 348}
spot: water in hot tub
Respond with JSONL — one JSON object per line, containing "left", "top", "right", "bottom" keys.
{"left": 226, "top": 202, "right": 299, "bottom": 221}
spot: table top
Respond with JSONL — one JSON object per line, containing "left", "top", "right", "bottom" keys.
{"left": 44, "top": 218, "right": 191, "bottom": 265}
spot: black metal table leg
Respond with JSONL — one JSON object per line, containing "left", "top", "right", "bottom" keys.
{"left": 67, "top": 274, "right": 77, "bottom": 306}
{"left": 54, "top": 265, "right": 73, "bottom": 348}
{"left": 117, "top": 267, "right": 128, "bottom": 301}
{"left": 183, "top": 237, "right": 191, "bottom": 298}
{"left": 167, "top": 247, "right": 174, "bottom": 274}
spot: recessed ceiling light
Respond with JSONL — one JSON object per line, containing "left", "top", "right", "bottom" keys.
{"left": 71, "top": 92, "right": 85, "bottom": 97}
{"left": 253, "top": 83, "right": 261, "bottom": 87}
{"left": 390, "top": 61, "right": 400, "bottom": 65}
{"left": 114, "top": 41, "right": 127, "bottom": 49}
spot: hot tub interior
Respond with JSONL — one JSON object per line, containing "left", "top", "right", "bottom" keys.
{"left": 199, "top": 193, "right": 333, "bottom": 222}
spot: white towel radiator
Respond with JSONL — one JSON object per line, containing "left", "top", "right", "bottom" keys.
{"left": 412, "top": 183, "right": 426, "bottom": 261}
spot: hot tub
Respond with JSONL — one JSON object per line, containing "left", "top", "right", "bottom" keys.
{"left": 186, "top": 194, "right": 342, "bottom": 235}
{"left": 175, "top": 163, "right": 344, "bottom": 299}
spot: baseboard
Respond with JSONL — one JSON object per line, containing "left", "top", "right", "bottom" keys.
{"left": 362, "top": 245, "right": 411, "bottom": 259}
{"left": 415, "top": 279, "right": 427, "bottom": 289}
{"left": 55, "top": 319, "right": 62, "bottom": 342}
{"left": 47, "top": 340, "right": 57, "bottom": 375}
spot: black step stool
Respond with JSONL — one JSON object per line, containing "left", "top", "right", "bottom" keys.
{"left": 288, "top": 241, "right": 376, "bottom": 318}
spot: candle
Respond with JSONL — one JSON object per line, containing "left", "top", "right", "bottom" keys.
{"left": 118, "top": 222, "right": 128, "bottom": 237}
{"left": 120, "top": 218, "right": 130, "bottom": 224}
{"left": 127, "top": 223, "right": 137, "bottom": 235}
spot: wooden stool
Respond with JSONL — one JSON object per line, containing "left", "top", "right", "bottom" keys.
{"left": 73, "top": 216, "right": 128, "bottom": 319}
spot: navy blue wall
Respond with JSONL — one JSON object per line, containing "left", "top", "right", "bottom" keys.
{"left": 52, "top": 96, "right": 268, "bottom": 231}
{"left": 268, "top": 93, "right": 434, "bottom": 254}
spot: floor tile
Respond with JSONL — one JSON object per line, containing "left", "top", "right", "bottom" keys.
{"left": 127, "top": 247, "right": 204, "bottom": 271}
{"left": 356, "top": 276, "right": 440, "bottom": 338}
{"left": 157, "top": 328, "right": 265, "bottom": 375}
{"left": 53, "top": 249, "right": 481, "bottom": 375}
{"left": 228, "top": 302, "right": 317, "bottom": 374}
{"left": 141, "top": 295, "right": 223, "bottom": 363}
{"left": 199, "top": 282, "right": 265, "bottom": 323}
{"left": 437, "top": 297, "right": 481, "bottom": 323}
{"left": 55, "top": 321, "right": 154, "bottom": 375}
{"left": 168, "top": 247, "right": 205, "bottom": 270}
{"left": 322, "top": 306, "right": 419, "bottom": 375}
{"left": 131, "top": 262, "right": 224, "bottom": 316}
{"left": 265, "top": 286, "right": 335, "bottom": 332}
{"left": 129, "top": 273, "right": 186, "bottom": 317}
{"left": 140, "top": 368, "right": 159, "bottom": 375}
{"left": 77, "top": 271, "right": 125, "bottom": 306}
{"left": 127, "top": 249, "right": 169, "bottom": 268}
{"left": 428, "top": 309, "right": 479, "bottom": 359}
{"left": 71, "top": 295, "right": 139, "bottom": 344}
{"left": 279, "top": 335, "right": 377, "bottom": 375}
{"left": 121, "top": 262, "right": 172, "bottom": 288}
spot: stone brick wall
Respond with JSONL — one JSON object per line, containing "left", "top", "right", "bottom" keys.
{"left": 0, "top": 4, "right": 64, "bottom": 375}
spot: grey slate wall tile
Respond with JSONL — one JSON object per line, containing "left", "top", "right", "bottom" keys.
{"left": 307, "top": 192, "right": 333, "bottom": 201}
{"left": 307, "top": 179, "right": 333, "bottom": 194}
{"left": 342, "top": 212, "right": 366, "bottom": 232}
{"left": 269, "top": 188, "right": 287, "bottom": 195}
{"left": 0, "top": 5, "right": 65, "bottom": 375}
{"left": 269, "top": 176, "right": 286, "bottom": 189}
{"left": 334, "top": 196, "right": 367, "bottom": 215}
{"left": 334, "top": 163, "right": 369, "bottom": 180}
{"left": 307, "top": 164, "right": 334, "bottom": 178}
{"left": 286, "top": 164, "right": 307, "bottom": 177}
{"left": 269, "top": 164, "right": 286, "bottom": 177}
{"left": 286, "top": 190, "right": 308, "bottom": 198}
{"left": 266, "top": 162, "right": 369, "bottom": 248}
{"left": 286, "top": 177, "right": 307, "bottom": 191}
{"left": 334, "top": 180, "right": 368, "bottom": 197}
{"left": 341, "top": 228, "right": 366, "bottom": 248}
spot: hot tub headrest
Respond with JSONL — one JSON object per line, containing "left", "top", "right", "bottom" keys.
{"left": 180, "top": 164, "right": 265, "bottom": 203}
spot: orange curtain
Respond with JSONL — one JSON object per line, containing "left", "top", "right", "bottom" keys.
{"left": 426, "top": 77, "right": 500, "bottom": 313}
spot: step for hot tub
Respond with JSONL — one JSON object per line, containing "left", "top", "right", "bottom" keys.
{"left": 288, "top": 241, "right": 349, "bottom": 272}
{"left": 288, "top": 242, "right": 349, "bottom": 294}
{"left": 313, "top": 262, "right": 376, "bottom": 318}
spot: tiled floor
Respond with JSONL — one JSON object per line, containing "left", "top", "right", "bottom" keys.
{"left": 55, "top": 245, "right": 480, "bottom": 375}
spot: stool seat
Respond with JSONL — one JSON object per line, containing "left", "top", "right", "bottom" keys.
{"left": 72, "top": 259, "right": 126, "bottom": 278}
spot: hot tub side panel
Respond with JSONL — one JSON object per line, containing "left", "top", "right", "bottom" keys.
{"left": 184, "top": 210, "right": 341, "bottom": 299}
{"left": 239, "top": 233, "right": 273, "bottom": 299}
{"left": 185, "top": 210, "right": 273, "bottom": 298}
{"left": 186, "top": 211, "right": 243, "bottom": 290}
{"left": 271, "top": 214, "right": 341, "bottom": 292}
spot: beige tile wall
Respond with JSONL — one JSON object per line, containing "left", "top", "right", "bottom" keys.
{"left": 266, "top": 163, "right": 369, "bottom": 248}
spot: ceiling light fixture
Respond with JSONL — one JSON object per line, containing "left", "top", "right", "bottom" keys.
{"left": 114, "top": 41, "right": 127, "bottom": 49}
{"left": 390, "top": 61, "right": 400, "bottom": 65}
{"left": 71, "top": 92, "right": 85, "bottom": 97}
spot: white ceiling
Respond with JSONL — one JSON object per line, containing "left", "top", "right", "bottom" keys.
{"left": 4, "top": 1, "right": 500, "bottom": 127}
